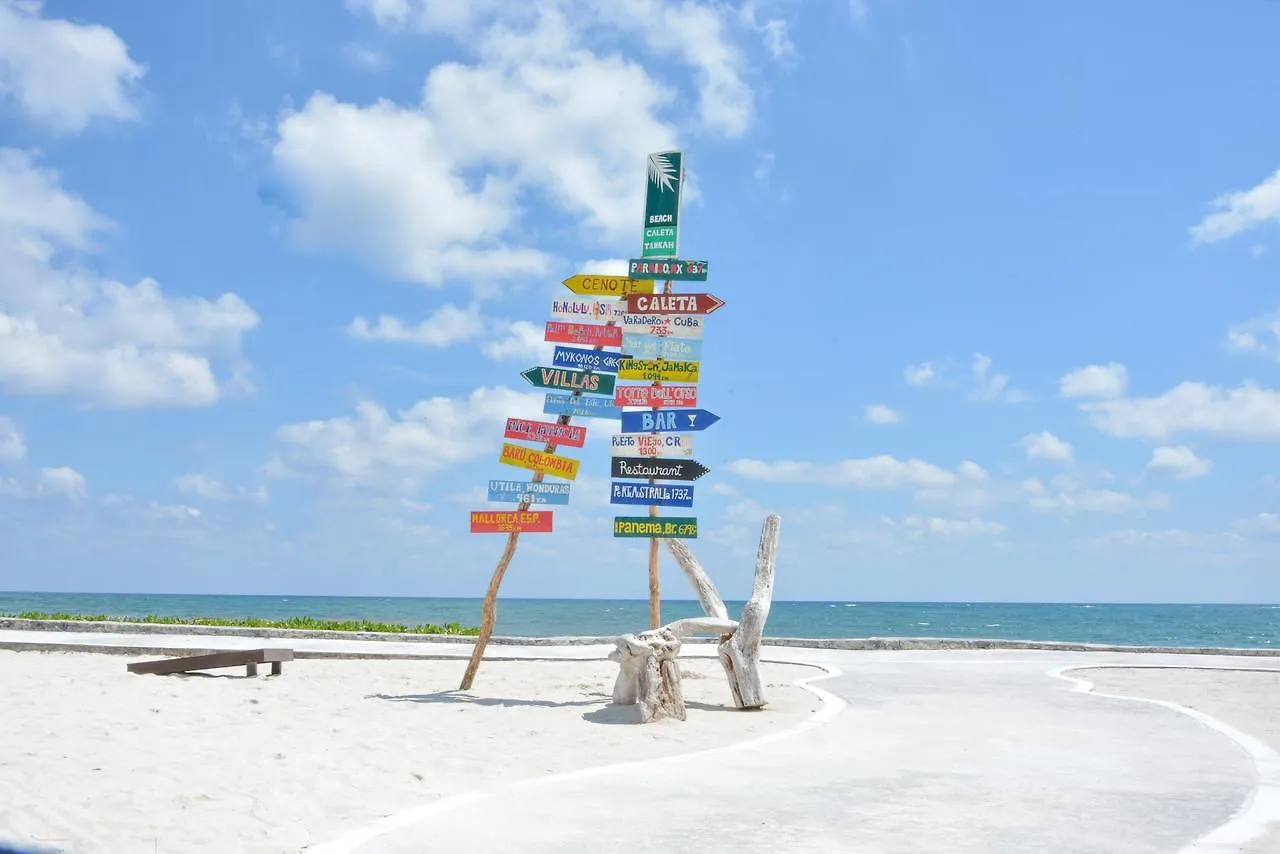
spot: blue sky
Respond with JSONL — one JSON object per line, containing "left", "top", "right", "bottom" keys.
{"left": 2, "top": 0, "right": 1280, "bottom": 603}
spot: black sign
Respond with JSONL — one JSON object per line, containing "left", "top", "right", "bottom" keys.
{"left": 611, "top": 456, "right": 709, "bottom": 482}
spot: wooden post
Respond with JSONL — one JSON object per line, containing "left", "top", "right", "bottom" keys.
{"left": 645, "top": 277, "right": 675, "bottom": 629}
{"left": 460, "top": 305, "right": 622, "bottom": 690}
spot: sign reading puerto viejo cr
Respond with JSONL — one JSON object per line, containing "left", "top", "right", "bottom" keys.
{"left": 562, "top": 274, "right": 654, "bottom": 297}
{"left": 504, "top": 417, "right": 587, "bottom": 448}
{"left": 610, "top": 432, "right": 695, "bottom": 458}
{"left": 627, "top": 258, "right": 708, "bottom": 282}
{"left": 625, "top": 293, "right": 724, "bottom": 316}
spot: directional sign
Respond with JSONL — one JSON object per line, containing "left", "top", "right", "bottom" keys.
{"left": 628, "top": 258, "right": 708, "bottom": 282}
{"left": 620, "top": 313, "right": 703, "bottom": 339}
{"left": 544, "top": 321, "right": 622, "bottom": 348}
{"left": 544, "top": 393, "right": 622, "bottom": 420}
{"left": 616, "top": 384, "right": 697, "bottom": 409}
{"left": 613, "top": 516, "right": 698, "bottom": 538}
{"left": 550, "top": 297, "right": 626, "bottom": 324}
{"left": 504, "top": 417, "right": 587, "bottom": 448}
{"left": 562, "top": 274, "right": 655, "bottom": 297}
{"left": 471, "top": 510, "right": 553, "bottom": 534}
{"left": 487, "top": 480, "right": 572, "bottom": 506}
{"left": 521, "top": 366, "right": 615, "bottom": 396}
{"left": 642, "top": 151, "right": 683, "bottom": 259}
{"left": 621, "top": 333, "right": 702, "bottom": 361}
{"left": 552, "top": 345, "right": 623, "bottom": 374}
{"left": 620, "top": 408, "right": 719, "bottom": 434}
{"left": 610, "top": 482, "right": 695, "bottom": 508}
{"left": 626, "top": 293, "right": 724, "bottom": 316}
{"left": 611, "top": 456, "right": 709, "bottom": 482}
{"left": 499, "top": 442, "right": 580, "bottom": 481}
{"left": 617, "top": 358, "right": 700, "bottom": 383}
{"left": 611, "top": 433, "right": 694, "bottom": 458}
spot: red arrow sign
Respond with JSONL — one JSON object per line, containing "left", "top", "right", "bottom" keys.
{"left": 504, "top": 418, "right": 587, "bottom": 448}
{"left": 615, "top": 384, "right": 698, "bottom": 408}
{"left": 544, "top": 321, "right": 622, "bottom": 347}
{"left": 625, "top": 293, "right": 724, "bottom": 315}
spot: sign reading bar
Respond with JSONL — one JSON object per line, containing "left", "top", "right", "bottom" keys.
{"left": 612, "top": 516, "right": 698, "bottom": 538}
{"left": 504, "top": 418, "right": 587, "bottom": 448}
{"left": 544, "top": 393, "right": 622, "bottom": 420}
{"left": 544, "top": 321, "right": 622, "bottom": 348}
{"left": 621, "top": 333, "right": 702, "bottom": 362}
{"left": 610, "top": 482, "right": 695, "bottom": 508}
{"left": 615, "top": 384, "right": 697, "bottom": 409}
{"left": 471, "top": 510, "right": 553, "bottom": 534}
{"left": 642, "top": 151, "right": 683, "bottom": 259}
{"left": 619, "top": 408, "right": 720, "bottom": 434}
{"left": 486, "top": 480, "right": 571, "bottom": 505}
{"left": 562, "top": 274, "right": 655, "bottom": 297}
{"left": 498, "top": 442, "right": 580, "bottom": 481}
{"left": 627, "top": 258, "right": 708, "bottom": 282}
{"left": 610, "top": 433, "right": 694, "bottom": 458}
{"left": 550, "top": 298, "right": 627, "bottom": 323}
{"left": 611, "top": 456, "right": 709, "bottom": 482}
{"left": 617, "top": 358, "right": 700, "bottom": 383}
{"left": 626, "top": 293, "right": 724, "bottom": 315}
{"left": 553, "top": 345, "right": 623, "bottom": 374}
{"left": 521, "top": 366, "right": 616, "bottom": 396}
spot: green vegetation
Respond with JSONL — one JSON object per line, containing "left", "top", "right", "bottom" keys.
{"left": 4, "top": 611, "right": 480, "bottom": 636}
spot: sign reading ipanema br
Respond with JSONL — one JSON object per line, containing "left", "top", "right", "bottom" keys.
{"left": 642, "top": 151, "right": 683, "bottom": 258}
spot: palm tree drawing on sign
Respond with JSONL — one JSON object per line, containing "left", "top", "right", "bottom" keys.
{"left": 648, "top": 152, "right": 679, "bottom": 193}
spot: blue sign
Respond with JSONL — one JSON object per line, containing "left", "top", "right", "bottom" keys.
{"left": 488, "top": 480, "right": 571, "bottom": 505}
{"left": 619, "top": 408, "right": 720, "bottom": 434}
{"left": 610, "top": 482, "right": 695, "bottom": 508}
{"left": 544, "top": 393, "right": 622, "bottom": 420}
{"left": 621, "top": 334, "right": 703, "bottom": 362}
{"left": 553, "top": 345, "right": 623, "bottom": 374}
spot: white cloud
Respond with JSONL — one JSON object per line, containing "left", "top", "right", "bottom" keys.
{"left": 1147, "top": 445, "right": 1212, "bottom": 479}
{"left": 1224, "top": 309, "right": 1280, "bottom": 358}
{"left": 176, "top": 474, "right": 267, "bottom": 502}
{"left": 482, "top": 320, "right": 553, "bottom": 362}
{"left": 1233, "top": 512, "right": 1280, "bottom": 534}
{"left": 1059, "top": 362, "right": 1128, "bottom": 400}
{"left": 0, "top": 0, "right": 145, "bottom": 133}
{"left": 342, "top": 44, "right": 386, "bottom": 70}
{"left": 709, "top": 482, "right": 739, "bottom": 497}
{"left": 864, "top": 403, "right": 901, "bottom": 425}
{"left": 0, "top": 415, "right": 24, "bottom": 461}
{"left": 1022, "top": 476, "right": 1169, "bottom": 516}
{"left": 274, "top": 386, "right": 544, "bottom": 490}
{"left": 1189, "top": 167, "right": 1280, "bottom": 245}
{"left": 1081, "top": 381, "right": 1280, "bottom": 440}
{"left": 348, "top": 303, "right": 485, "bottom": 346}
{"left": 904, "top": 362, "right": 935, "bottom": 386}
{"left": 1254, "top": 245, "right": 1268, "bottom": 259}
{"left": 739, "top": 3, "right": 793, "bottom": 61}
{"left": 0, "top": 149, "right": 260, "bottom": 408}
{"left": 1086, "top": 528, "right": 1198, "bottom": 549}
{"left": 724, "top": 455, "right": 965, "bottom": 490}
{"left": 1021, "top": 431, "right": 1073, "bottom": 464}
{"left": 901, "top": 516, "right": 1005, "bottom": 539}
{"left": 968, "top": 353, "right": 1025, "bottom": 403}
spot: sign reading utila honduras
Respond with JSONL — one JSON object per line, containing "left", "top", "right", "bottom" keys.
{"left": 642, "top": 151, "right": 683, "bottom": 258}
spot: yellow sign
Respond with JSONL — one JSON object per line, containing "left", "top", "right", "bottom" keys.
{"left": 617, "top": 358, "right": 700, "bottom": 383}
{"left": 498, "top": 442, "right": 581, "bottom": 481}
{"left": 562, "top": 274, "right": 655, "bottom": 297}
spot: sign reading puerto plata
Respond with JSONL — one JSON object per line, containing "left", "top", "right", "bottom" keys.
{"left": 610, "top": 482, "right": 695, "bottom": 508}
{"left": 642, "top": 151, "right": 683, "bottom": 259}
{"left": 615, "top": 384, "right": 697, "bottom": 409}
{"left": 553, "top": 345, "right": 623, "bottom": 374}
{"left": 504, "top": 417, "right": 587, "bottom": 448}
{"left": 544, "top": 321, "right": 622, "bottom": 348}
{"left": 550, "top": 298, "right": 627, "bottom": 323}
{"left": 621, "top": 333, "right": 702, "bottom": 362}
{"left": 610, "top": 433, "right": 694, "bottom": 458}
{"left": 625, "top": 293, "right": 724, "bottom": 316}
{"left": 617, "top": 358, "right": 700, "bottom": 383}
{"left": 487, "top": 480, "right": 571, "bottom": 506}
{"left": 471, "top": 510, "right": 554, "bottom": 534}
{"left": 499, "top": 442, "right": 580, "bottom": 481}
{"left": 628, "top": 258, "right": 707, "bottom": 282}
{"left": 562, "top": 274, "right": 655, "bottom": 297}
{"left": 522, "top": 366, "right": 616, "bottom": 396}
{"left": 620, "top": 314, "right": 703, "bottom": 339}
{"left": 619, "top": 408, "right": 720, "bottom": 434}
{"left": 613, "top": 516, "right": 698, "bottom": 538}
{"left": 611, "top": 456, "right": 709, "bottom": 482}
{"left": 544, "top": 393, "right": 622, "bottom": 420}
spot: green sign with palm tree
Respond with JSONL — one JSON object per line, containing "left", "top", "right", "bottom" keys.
{"left": 642, "top": 151, "right": 683, "bottom": 258}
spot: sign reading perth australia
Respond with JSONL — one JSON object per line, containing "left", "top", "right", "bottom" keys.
{"left": 642, "top": 150, "right": 683, "bottom": 258}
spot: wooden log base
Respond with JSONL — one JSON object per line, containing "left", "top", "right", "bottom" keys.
{"left": 126, "top": 648, "right": 293, "bottom": 677}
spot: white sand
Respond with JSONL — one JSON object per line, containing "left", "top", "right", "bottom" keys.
{"left": 1080, "top": 666, "right": 1280, "bottom": 854}
{"left": 0, "top": 650, "right": 819, "bottom": 854}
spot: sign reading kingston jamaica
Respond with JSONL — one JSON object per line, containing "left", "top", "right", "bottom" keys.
{"left": 544, "top": 393, "right": 622, "bottom": 420}
{"left": 642, "top": 151, "right": 683, "bottom": 259}
{"left": 621, "top": 333, "right": 702, "bottom": 362}
{"left": 562, "top": 274, "right": 654, "bottom": 297}
{"left": 610, "top": 433, "right": 695, "bottom": 458}
{"left": 522, "top": 366, "right": 616, "bottom": 396}
{"left": 613, "top": 516, "right": 698, "bottom": 539}
{"left": 617, "top": 357, "right": 700, "bottom": 383}
{"left": 620, "top": 313, "right": 704, "bottom": 339}
{"left": 544, "top": 320, "right": 622, "bottom": 348}
{"left": 499, "top": 442, "right": 580, "bottom": 481}
{"left": 626, "top": 293, "right": 724, "bottom": 316}
{"left": 553, "top": 345, "right": 623, "bottom": 374}
{"left": 615, "top": 384, "right": 697, "bottom": 409}
{"left": 610, "top": 482, "right": 695, "bottom": 509}
{"left": 611, "top": 456, "right": 709, "bottom": 482}
{"left": 619, "top": 408, "right": 720, "bottom": 434}
{"left": 471, "top": 510, "right": 554, "bottom": 534}
{"left": 486, "top": 480, "right": 571, "bottom": 506}
{"left": 504, "top": 417, "right": 587, "bottom": 448}
{"left": 550, "top": 298, "right": 627, "bottom": 324}
{"left": 627, "top": 258, "right": 708, "bottom": 282}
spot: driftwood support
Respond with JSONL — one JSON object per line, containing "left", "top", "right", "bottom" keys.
{"left": 610, "top": 617, "right": 738, "bottom": 722}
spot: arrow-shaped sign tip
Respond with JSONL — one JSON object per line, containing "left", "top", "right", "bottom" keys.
{"left": 520, "top": 367, "right": 538, "bottom": 385}
{"left": 707, "top": 294, "right": 725, "bottom": 314}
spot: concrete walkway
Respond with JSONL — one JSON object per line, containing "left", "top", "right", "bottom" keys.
{"left": 3, "top": 630, "right": 1276, "bottom": 853}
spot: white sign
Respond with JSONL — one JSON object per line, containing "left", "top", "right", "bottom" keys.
{"left": 610, "top": 433, "right": 695, "bottom": 458}
{"left": 550, "top": 298, "right": 626, "bottom": 323}
{"left": 619, "top": 313, "right": 703, "bottom": 339}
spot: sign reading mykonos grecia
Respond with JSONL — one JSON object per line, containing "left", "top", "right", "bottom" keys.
{"left": 642, "top": 151, "right": 683, "bottom": 259}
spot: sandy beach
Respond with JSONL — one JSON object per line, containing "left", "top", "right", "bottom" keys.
{"left": 0, "top": 650, "right": 818, "bottom": 854}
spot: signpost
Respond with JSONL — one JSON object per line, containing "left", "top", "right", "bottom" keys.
{"left": 619, "top": 313, "right": 704, "bottom": 339}
{"left": 562, "top": 274, "right": 654, "bottom": 297}
{"left": 611, "top": 456, "right": 709, "bottom": 481}
{"left": 521, "top": 366, "right": 616, "bottom": 396}
{"left": 615, "top": 384, "right": 697, "bottom": 409}
{"left": 544, "top": 392, "right": 622, "bottom": 420}
{"left": 617, "top": 358, "right": 700, "bottom": 383}
{"left": 621, "top": 333, "right": 703, "bottom": 362}
{"left": 627, "top": 258, "right": 707, "bottom": 282}
{"left": 504, "top": 417, "right": 587, "bottom": 448}
{"left": 610, "top": 433, "right": 695, "bottom": 458}
{"left": 544, "top": 321, "right": 622, "bottom": 348}
{"left": 551, "top": 298, "right": 627, "bottom": 323}
{"left": 487, "top": 480, "right": 571, "bottom": 505}
{"left": 619, "top": 408, "right": 720, "bottom": 434}
{"left": 470, "top": 511, "right": 554, "bottom": 534}
{"left": 610, "top": 482, "right": 695, "bottom": 508}
{"left": 552, "top": 345, "right": 623, "bottom": 374}
{"left": 498, "top": 442, "right": 581, "bottom": 481}
{"left": 613, "top": 516, "right": 698, "bottom": 538}
{"left": 642, "top": 151, "right": 683, "bottom": 258}
{"left": 626, "top": 293, "right": 724, "bottom": 315}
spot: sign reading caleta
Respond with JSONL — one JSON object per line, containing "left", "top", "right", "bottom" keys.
{"left": 642, "top": 151, "right": 683, "bottom": 259}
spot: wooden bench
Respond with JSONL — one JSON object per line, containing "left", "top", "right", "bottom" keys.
{"left": 126, "top": 648, "right": 294, "bottom": 677}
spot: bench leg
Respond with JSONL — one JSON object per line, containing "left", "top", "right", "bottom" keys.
{"left": 270, "top": 661, "right": 283, "bottom": 676}
{"left": 246, "top": 662, "right": 258, "bottom": 677}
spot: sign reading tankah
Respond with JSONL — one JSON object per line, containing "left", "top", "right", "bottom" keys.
{"left": 642, "top": 151, "right": 683, "bottom": 259}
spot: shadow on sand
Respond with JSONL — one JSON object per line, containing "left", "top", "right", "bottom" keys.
{"left": 367, "top": 691, "right": 740, "bottom": 725}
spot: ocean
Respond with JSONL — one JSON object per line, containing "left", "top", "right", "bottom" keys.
{"left": 2, "top": 592, "right": 1279, "bottom": 648}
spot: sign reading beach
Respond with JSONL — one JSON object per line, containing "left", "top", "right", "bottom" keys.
{"left": 642, "top": 151, "right": 683, "bottom": 258}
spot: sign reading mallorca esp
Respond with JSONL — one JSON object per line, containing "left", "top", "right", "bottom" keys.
{"left": 471, "top": 510, "right": 554, "bottom": 534}
{"left": 642, "top": 151, "right": 683, "bottom": 259}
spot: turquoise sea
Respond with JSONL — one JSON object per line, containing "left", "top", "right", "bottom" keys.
{"left": 2, "top": 592, "right": 1279, "bottom": 648}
